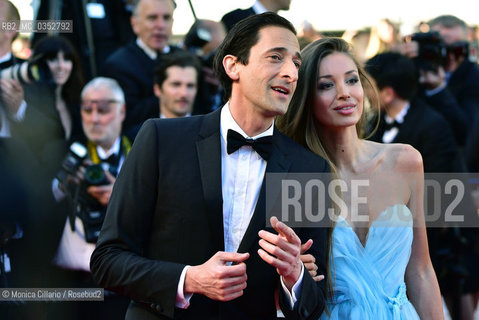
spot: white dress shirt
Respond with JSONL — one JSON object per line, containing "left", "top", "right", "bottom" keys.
{"left": 220, "top": 102, "right": 271, "bottom": 253}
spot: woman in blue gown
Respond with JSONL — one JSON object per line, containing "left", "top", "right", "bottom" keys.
{"left": 279, "top": 38, "right": 444, "bottom": 319}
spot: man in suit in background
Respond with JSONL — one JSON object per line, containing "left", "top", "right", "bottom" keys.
{"left": 365, "top": 52, "right": 458, "bottom": 173}
{"left": 91, "top": 12, "right": 328, "bottom": 319}
{"left": 101, "top": 0, "right": 180, "bottom": 131}
{"left": 153, "top": 50, "right": 202, "bottom": 118}
{"left": 365, "top": 52, "right": 467, "bottom": 318}
{"left": 221, "top": 0, "right": 292, "bottom": 32}
{"left": 50, "top": 77, "right": 131, "bottom": 320}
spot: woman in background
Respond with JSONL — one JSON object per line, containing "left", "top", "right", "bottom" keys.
{"left": 12, "top": 35, "right": 85, "bottom": 158}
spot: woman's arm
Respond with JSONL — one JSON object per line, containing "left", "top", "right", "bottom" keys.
{"left": 402, "top": 146, "right": 444, "bottom": 320}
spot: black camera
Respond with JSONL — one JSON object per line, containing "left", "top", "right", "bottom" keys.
{"left": 183, "top": 20, "right": 212, "bottom": 55}
{"left": 84, "top": 164, "right": 110, "bottom": 186}
{"left": 56, "top": 142, "right": 88, "bottom": 185}
{"left": 0, "top": 54, "right": 48, "bottom": 84}
{"left": 57, "top": 142, "right": 114, "bottom": 243}
{"left": 410, "top": 31, "right": 447, "bottom": 71}
{"left": 409, "top": 31, "right": 469, "bottom": 71}
{"left": 80, "top": 162, "right": 117, "bottom": 243}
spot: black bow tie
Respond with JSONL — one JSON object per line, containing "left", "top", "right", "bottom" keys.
{"left": 226, "top": 129, "right": 272, "bottom": 160}
{"left": 383, "top": 120, "right": 402, "bottom": 131}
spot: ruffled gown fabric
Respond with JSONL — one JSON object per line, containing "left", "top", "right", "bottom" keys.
{"left": 320, "top": 204, "right": 420, "bottom": 320}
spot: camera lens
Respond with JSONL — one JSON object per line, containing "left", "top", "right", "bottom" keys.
{"left": 84, "top": 164, "right": 107, "bottom": 186}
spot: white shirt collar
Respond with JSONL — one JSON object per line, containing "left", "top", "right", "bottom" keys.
{"left": 0, "top": 51, "right": 12, "bottom": 64}
{"left": 385, "top": 103, "right": 409, "bottom": 124}
{"left": 252, "top": 0, "right": 268, "bottom": 14}
{"left": 96, "top": 137, "right": 121, "bottom": 159}
{"left": 220, "top": 102, "right": 274, "bottom": 144}
{"left": 159, "top": 112, "right": 191, "bottom": 118}
{"left": 136, "top": 38, "right": 171, "bottom": 60}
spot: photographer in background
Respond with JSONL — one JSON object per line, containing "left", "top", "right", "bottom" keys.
{"left": 403, "top": 15, "right": 479, "bottom": 320}
{"left": 50, "top": 77, "right": 130, "bottom": 320}
{"left": 423, "top": 17, "right": 479, "bottom": 320}
{"left": 403, "top": 15, "right": 479, "bottom": 149}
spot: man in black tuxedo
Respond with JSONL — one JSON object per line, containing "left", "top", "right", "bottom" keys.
{"left": 365, "top": 52, "right": 458, "bottom": 173}
{"left": 101, "top": 0, "right": 181, "bottom": 132}
{"left": 221, "top": 0, "right": 292, "bottom": 32}
{"left": 91, "top": 12, "right": 328, "bottom": 320}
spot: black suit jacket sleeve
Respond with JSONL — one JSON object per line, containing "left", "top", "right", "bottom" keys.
{"left": 90, "top": 120, "right": 185, "bottom": 317}
{"left": 422, "top": 87, "right": 469, "bottom": 146}
{"left": 414, "top": 108, "right": 458, "bottom": 173}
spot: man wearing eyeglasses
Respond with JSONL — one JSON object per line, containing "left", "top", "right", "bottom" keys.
{"left": 50, "top": 77, "right": 131, "bottom": 319}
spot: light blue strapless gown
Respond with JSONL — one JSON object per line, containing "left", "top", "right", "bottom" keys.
{"left": 320, "top": 204, "right": 420, "bottom": 320}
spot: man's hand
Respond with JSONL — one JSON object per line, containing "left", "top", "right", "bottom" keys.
{"left": 0, "top": 79, "right": 24, "bottom": 114}
{"left": 86, "top": 170, "right": 115, "bottom": 206}
{"left": 300, "top": 239, "right": 324, "bottom": 282}
{"left": 258, "top": 216, "right": 303, "bottom": 291}
{"left": 419, "top": 66, "right": 446, "bottom": 90}
{"left": 184, "top": 251, "right": 249, "bottom": 301}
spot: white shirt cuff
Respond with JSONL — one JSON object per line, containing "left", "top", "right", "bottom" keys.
{"left": 10, "top": 100, "right": 27, "bottom": 122}
{"left": 280, "top": 263, "right": 304, "bottom": 309}
{"left": 175, "top": 265, "right": 193, "bottom": 309}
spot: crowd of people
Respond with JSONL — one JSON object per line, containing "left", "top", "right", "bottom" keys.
{"left": 1, "top": 0, "right": 479, "bottom": 319}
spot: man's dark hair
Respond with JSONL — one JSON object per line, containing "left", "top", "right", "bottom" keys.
{"left": 365, "top": 52, "right": 418, "bottom": 101}
{"left": 213, "top": 12, "right": 296, "bottom": 100}
{"left": 154, "top": 50, "right": 202, "bottom": 87}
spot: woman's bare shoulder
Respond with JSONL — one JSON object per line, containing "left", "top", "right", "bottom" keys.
{"left": 364, "top": 141, "right": 423, "bottom": 173}
{"left": 393, "top": 143, "right": 422, "bottom": 169}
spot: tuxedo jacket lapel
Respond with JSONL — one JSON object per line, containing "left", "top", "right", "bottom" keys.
{"left": 238, "top": 128, "right": 292, "bottom": 253}
{"left": 196, "top": 109, "right": 224, "bottom": 252}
